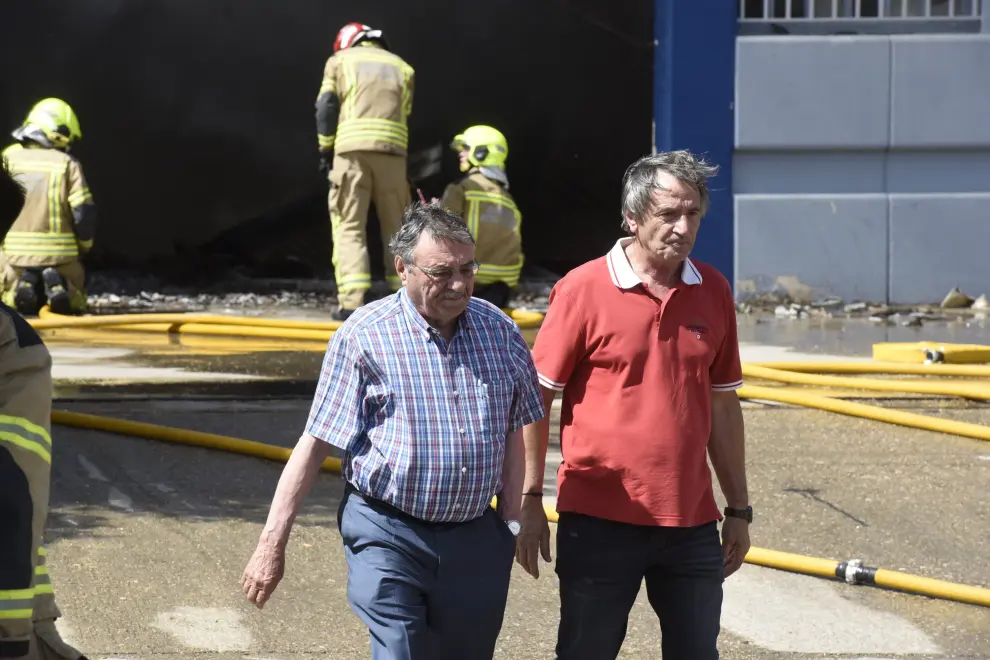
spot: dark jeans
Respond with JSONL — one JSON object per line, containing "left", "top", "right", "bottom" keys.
{"left": 554, "top": 513, "right": 724, "bottom": 660}
{"left": 337, "top": 485, "right": 517, "bottom": 660}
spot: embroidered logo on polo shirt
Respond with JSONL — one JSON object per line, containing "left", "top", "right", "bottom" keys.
{"left": 685, "top": 317, "right": 709, "bottom": 340}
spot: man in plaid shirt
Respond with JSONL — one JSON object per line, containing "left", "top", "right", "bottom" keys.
{"left": 241, "top": 201, "right": 546, "bottom": 660}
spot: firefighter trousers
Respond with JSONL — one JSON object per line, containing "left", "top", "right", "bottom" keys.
{"left": 0, "top": 259, "right": 87, "bottom": 315}
{"left": 0, "top": 305, "right": 84, "bottom": 660}
{"left": 327, "top": 151, "right": 411, "bottom": 310}
{"left": 0, "top": 441, "right": 84, "bottom": 660}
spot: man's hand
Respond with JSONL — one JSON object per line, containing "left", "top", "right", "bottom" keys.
{"left": 240, "top": 537, "right": 285, "bottom": 609}
{"left": 515, "top": 495, "right": 552, "bottom": 578}
{"left": 720, "top": 517, "right": 750, "bottom": 578}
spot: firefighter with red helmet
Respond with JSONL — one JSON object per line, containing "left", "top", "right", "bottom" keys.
{"left": 315, "top": 22, "right": 415, "bottom": 320}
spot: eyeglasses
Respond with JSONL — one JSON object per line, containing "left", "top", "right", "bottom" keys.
{"left": 410, "top": 261, "right": 480, "bottom": 281}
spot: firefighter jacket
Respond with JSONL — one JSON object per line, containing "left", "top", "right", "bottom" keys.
{"left": 441, "top": 170, "right": 524, "bottom": 287}
{"left": 315, "top": 43, "right": 415, "bottom": 157}
{"left": 0, "top": 301, "right": 53, "bottom": 658}
{"left": 0, "top": 144, "right": 96, "bottom": 268}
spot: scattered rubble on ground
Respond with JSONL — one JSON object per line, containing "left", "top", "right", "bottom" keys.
{"left": 85, "top": 271, "right": 558, "bottom": 314}
{"left": 86, "top": 271, "right": 990, "bottom": 325}
{"left": 738, "top": 285, "right": 990, "bottom": 327}
{"left": 941, "top": 287, "right": 975, "bottom": 309}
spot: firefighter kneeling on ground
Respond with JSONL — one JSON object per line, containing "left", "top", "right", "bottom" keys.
{"left": 1, "top": 149, "right": 87, "bottom": 659}
{"left": 315, "top": 22, "right": 415, "bottom": 320}
{"left": 0, "top": 98, "right": 97, "bottom": 317}
{"left": 441, "top": 125, "right": 523, "bottom": 309}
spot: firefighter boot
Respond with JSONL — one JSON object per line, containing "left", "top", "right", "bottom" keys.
{"left": 41, "top": 268, "right": 72, "bottom": 316}
{"left": 13, "top": 270, "right": 42, "bottom": 316}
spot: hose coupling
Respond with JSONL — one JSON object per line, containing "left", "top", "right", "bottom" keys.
{"left": 844, "top": 559, "right": 863, "bottom": 584}
{"left": 835, "top": 558, "right": 878, "bottom": 586}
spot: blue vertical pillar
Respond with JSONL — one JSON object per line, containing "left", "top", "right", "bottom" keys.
{"left": 654, "top": 0, "right": 737, "bottom": 286}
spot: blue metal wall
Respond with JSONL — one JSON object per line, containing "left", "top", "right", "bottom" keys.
{"left": 654, "top": 0, "right": 737, "bottom": 288}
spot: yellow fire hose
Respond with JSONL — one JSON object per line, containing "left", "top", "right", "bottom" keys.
{"left": 33, "top": 304, "right": 990, "bottom": 442}
{"left": 35, "top": 310, "right": 990, "bottom": 606}
{"left": 742, "top": 363, "right": 990, "bottom": 401}
{"left": 744, "top": 547, "right": 990, "bottom": 607}
{"left": 873, "top": 341, "right": 990, "bottom": 365}
{"left": 30, "top": 307, "right": 546, "bottom": 335}
{"left": 737, "top": 384, "right": 990, "bottom": 442}
{"left": 49, "top": 408, "right": 990, "bottom": 608}
{"left": 750, "top": 361, "right": 990, "bottom": 378}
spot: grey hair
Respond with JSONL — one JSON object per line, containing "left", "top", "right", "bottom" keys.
{"left": 388, "top": 200, "right": 475, "bottom": 263}
{"left": 620, "top": 151, "right": 719, "bottom": 232}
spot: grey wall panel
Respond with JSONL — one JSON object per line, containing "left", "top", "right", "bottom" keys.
{"left": 735, "top": 195, "right": 889, "bottom": 302}
{"left": 886, "top": 150, "right": 990, "bottom": 193}
{"left": 734, "top": 150, "right": 990, "bottom": 195}
{"left": 736, "top": 35, "right": 990, "bottom": 303}
{"left": 890, "top": 36, "right": 990, "bottom": 148}
{"left": 735, "top": 37, "right": 891, "bottom": 149}
{"left": 888, "top": 194, "right": 990, "bottom": 303}
{"left": 733, "top": 152, "right": 886, "bottom": 194}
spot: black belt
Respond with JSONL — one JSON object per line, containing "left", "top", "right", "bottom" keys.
{"left": 343, "top": 481, "right": 482, "bottom": 529}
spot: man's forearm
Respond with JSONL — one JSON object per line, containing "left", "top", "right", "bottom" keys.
{"left": 522, "top": 387, "right": 557, "bottom": 494}
{"left": 260, "top": 432, "right": 331, "bottom": 549}
{"left": 500, "top": 428, "right": 525, "bottom": 519}
{"left": 708, "top": 392, "right": 749, "bottom": 508}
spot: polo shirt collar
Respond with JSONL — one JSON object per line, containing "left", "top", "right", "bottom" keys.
{"left": 397, "top": 287, "right": 474, "bottom": 337}
{"left": 606, "top": 237, "right": 702, "bottom": 290}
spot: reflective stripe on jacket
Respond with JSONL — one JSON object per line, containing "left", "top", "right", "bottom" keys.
{"left": 315, "top": 44, "right": 414, "bottom": 156}
{"left": 442, "top": 171, "right": 524, "bottom": 287}
{"left": 1, "top": 144, "right": 96, "bottom": 267}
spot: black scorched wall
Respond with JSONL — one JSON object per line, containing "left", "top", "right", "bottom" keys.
{"left": 0, "top": 1, "right": 653, "bottom": 278}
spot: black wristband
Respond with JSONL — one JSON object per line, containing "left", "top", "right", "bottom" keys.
{"left": 524, "top": 491, "right": 543, "bottom": 497}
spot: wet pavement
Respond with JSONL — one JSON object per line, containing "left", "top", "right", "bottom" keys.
{"left": 33, "top": 312, "right": 990, "bottom": 659}
{"left": 738, "top": 313, "right": 990, "bottom": 358}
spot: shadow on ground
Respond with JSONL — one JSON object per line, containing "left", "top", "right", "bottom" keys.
{"left": 47, "top": 399, "right": 345, "bottom": 544}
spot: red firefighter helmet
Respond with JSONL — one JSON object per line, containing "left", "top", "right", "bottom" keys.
{"left": 334, "top": 22, "right": 389, "bottom": 52}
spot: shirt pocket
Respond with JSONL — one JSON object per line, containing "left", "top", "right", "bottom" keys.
{"left": 475, "top": 378, "right": 514, "bottom": 438}
{"left": 677, "top": 322, "right": 718, "bottom": 371}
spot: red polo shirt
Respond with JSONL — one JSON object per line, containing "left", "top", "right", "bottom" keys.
{"left": 532, "top": 238, "right": 743, "bottom": 527}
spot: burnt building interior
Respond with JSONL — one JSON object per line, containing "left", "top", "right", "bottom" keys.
{"left": 0, "top": 1, "right": 654, "bottom": 287}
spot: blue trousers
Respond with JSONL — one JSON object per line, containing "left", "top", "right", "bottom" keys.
{"left": 338, "top": 485, "right": 517, "bottom": 660}
{"left": 554, "top": 513, "right": 725, "bottom": 660}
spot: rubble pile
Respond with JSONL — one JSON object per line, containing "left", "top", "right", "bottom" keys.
{"left": 737, "top": 286, "right": 990, "bottom": 328}
{"left": 85, "top": 271, "right": 558, "bottom": 314}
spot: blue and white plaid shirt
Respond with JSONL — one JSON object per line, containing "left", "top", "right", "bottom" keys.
{"left": 305, "top": 289, "right": 546, "bottom": 523}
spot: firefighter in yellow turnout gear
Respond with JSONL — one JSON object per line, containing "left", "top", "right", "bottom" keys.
{"left": 1, "top": 99, "right": 97, "bottom": 317}
{"left": 441, "top": 125, "right": 523, "bottom": 309}
{"left": 1, "top": 154, "right": 86, "bottom": 659}
{"left": 315, "top": 22, "right": 414, "bottom": 320}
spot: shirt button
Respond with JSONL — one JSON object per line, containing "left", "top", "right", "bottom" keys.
{"left": 452, "top": 391, "right": 459, "bottom": 397}
{"left": 458, "top": 428, "right": 466, "bottom": 434}
{"left": 461, "top": 466, "right": 467, "bottom": 473}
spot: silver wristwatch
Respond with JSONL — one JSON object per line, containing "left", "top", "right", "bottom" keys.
{"left": 505, "top": 520, "right": 521, "bottom": 536}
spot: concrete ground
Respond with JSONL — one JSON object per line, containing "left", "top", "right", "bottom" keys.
{"left": 33, "top": 317, "right": 990, "bottom": 659}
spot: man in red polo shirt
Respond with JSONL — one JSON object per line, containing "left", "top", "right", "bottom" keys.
{"left": 516, "top": 151, "right": 750, "bottom": 659}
